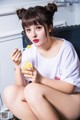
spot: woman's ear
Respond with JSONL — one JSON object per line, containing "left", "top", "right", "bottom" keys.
{"left": 49, "top": 28, "right": 52, "bottom": 33}
{"left": 49, "top": 25, "right": 52, "bottom": 33}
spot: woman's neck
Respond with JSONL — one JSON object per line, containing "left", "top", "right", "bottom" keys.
{"left": 38, "top": 37, "right": 54, "bottom": 52}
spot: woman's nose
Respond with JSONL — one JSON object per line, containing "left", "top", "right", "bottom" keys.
{"left": 32, "top": 30, "right": 37, "bottom": 38}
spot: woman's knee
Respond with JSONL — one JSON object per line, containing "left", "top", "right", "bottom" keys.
{"left": 3, "top": 85, "right": 19, "bottom": 105}
{"left": 24, "top": 83, "right": 43, "bottom": 103}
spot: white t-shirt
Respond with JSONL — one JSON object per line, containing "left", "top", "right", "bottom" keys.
{"left": 21, "top": 39, "right": 80, "bottom": 93}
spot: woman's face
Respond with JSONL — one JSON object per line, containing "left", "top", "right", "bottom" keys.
{"left": 25, "top": 24, "right": 49, "bottom": 47}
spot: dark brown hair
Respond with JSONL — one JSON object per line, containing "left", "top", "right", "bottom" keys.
{"left": 16, "top": 3, "right": 57, "bottom": 32}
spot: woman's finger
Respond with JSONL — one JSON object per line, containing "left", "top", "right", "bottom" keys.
{"left": 10, "top": 48, "right": 18, "bottom": 57}
{"left": 11, "top": 50, "right": 22, "bottom": 61}
{"left": 22, "top": 70, "right": 33, "bottom": 75}
{"left": 14, "top": 52, "right": 22, "bottom": 62}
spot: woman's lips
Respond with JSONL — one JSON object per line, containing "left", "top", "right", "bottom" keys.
{"left": 33, "top": 39, "right": 39, "bottom": 43}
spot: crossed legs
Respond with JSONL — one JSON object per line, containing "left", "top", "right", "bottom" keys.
{"left": 24, "top": 83, "right": 80, "bottom": 120}
{"left": 3, "top": 83, "right": 80, "bottom": 120}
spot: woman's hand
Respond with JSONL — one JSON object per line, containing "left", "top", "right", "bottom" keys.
{"left": 22, "top": 67, "right": 43, "bottom": 83}
{"left": 10, "top": 48, "right": 22, "bottom": 67}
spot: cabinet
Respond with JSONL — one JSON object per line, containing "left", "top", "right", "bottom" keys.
{"left": 0, "top": 34, "right": 23, "bottom": 107}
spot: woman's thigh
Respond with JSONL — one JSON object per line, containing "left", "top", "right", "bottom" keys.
{"left": 26, "top": 83, "right": 80, "bottom": 120}
{"left": 3, "top": 85, "right": 38, "bottom": 120}
{"left": 44, "top": 87, "right": 80, "bottom": 119}
{"left": 3, "top": 85, "right": 25, "bottom": 103}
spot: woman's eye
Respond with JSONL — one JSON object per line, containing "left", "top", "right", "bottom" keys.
{"left": 26, "top": 29, "right": 31, "bottom": 32}
{"left": 36, "top": 26, "right": 42, "bottom": 30}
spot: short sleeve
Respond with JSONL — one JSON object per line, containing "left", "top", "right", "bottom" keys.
{"left": 60, "top": 42, "right": 80, "bottom": 87}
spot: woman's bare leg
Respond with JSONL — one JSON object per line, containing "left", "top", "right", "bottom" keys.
{"left": 24, "top": 83, "right": 80, "bottom": 120}
{"left": 24, "top": 83, "right": 60, "bottom": 120}
{"left": 3, "top": 85, "right": 38, "bottom": 120}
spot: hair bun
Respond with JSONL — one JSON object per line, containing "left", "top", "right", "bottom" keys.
{"left": 46, "top": 3, "right": 57, "bottom": 15}
{"left": 16, "top": 8, "right": 27, "bottom": 20}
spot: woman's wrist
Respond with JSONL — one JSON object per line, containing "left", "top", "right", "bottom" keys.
{"left": 39, "top": 75, "right": 45, "bottom": 84}
{"left": 40, "top": 77, "right": 47, "bottom": 84}
{"left": 14, "top": 64, "right": 21, "bottom": 71}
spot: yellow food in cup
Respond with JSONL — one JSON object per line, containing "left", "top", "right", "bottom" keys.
{"left": 22, "top": 61, "right": 33, "bottom": 70}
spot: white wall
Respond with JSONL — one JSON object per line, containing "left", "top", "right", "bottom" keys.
{"left": 54, "top": 4, "right": 76, "bottom": 26}
{"left": 56, "top": 4, "right": 80, "bottom": 25}
{"left": 74, "top": 4, "right": 80, "bottom": 24}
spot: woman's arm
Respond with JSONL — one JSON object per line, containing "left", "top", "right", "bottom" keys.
{"left": 40, "top": 77, "right": 75, "bottom": 94}
{"left": 14, "top": 66, "right": 27, "bottom": 86}
{"left": 11, "top": 48, "right": 27, "bottom": 86}
{"left": 22, "top": 67, "right": 75, "bottom": 93}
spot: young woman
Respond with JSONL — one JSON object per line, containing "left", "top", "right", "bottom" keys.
{"left": 3, "top": 3, "right": 80, "bottom": 120}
